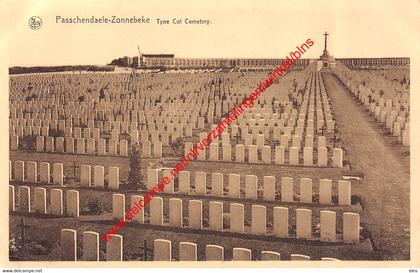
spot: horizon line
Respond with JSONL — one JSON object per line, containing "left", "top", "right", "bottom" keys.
{"left": 9, "top": 56, "right": 411, "bottom": 68}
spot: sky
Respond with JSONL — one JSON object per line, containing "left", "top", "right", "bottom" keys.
{"left": 1, "top": 0, "right": 419, "bottom": 66}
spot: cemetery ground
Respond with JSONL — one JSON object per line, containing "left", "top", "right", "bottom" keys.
{"left": 9, "top": 150, "right": 372, "bottom": 261}
{"left": 322, "top": 72, "right": 410, "bottom": 260}
{"left": 8, "top": 67, "right": 410, "bottom": 261}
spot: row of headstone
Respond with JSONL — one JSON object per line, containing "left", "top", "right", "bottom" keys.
{"left": 10, "top": 115, "right": 199, "bottom": 140}
{"left": 60, "top": 229, "right": 341, "bottom": 261}
{"left": 8, "top": 121, "right": 194, "bottom": 143}
{"left": 10, "top": 109, "right": 206, "bottom": 130}
{"left": 335, "top": 69, "right": 409, "bottom": 146}
{"left": 10, "top": 72, "right": 333, "bottom": 142}
{"left": 241, "top": 132, "right": 328, "bottom": 150}
{"left": 10, "top": 100, "right": 204, "bottom": 121}
{"left": 153, "top": 239, "right": 341, "bottom": 261}
{"left": 341, "top": 72, "right": 409, "bottom": 112}
{"left": 79, "top": 165, "right": 120, "bottom": 190}
{"left": 147, "top": 169, "right": 351, "bottom": 205}
{"left": 10, "top": 160, "right": 120, "bottom": 190}
{"left": 9, "top": 185, "right": 79, "bottom": 216}
{"left": 9, "top": 71, "right": 309, "bottom": 128}
{"left": 193, "top": 131, "right": 328, "bottom": 151}
{"left": 278, "top": 72, "right": 335, "bottom": 136}
{"left": 11, "top": 160, "right": 64, "bottom": 185}
{"left": 32, "top": 136, "right": 131, "bottom": 157}
{"left": 372, "top": 106, "right": 409, "bottom": 146}
{"left": 111, "top": 194, "right": 360, "bottom": 242}
{"left": 23, "top": 135, "right": 162, "bottom": 159}
{"left": 219, "top": 115, "right": 334, "bottom": 138}
{"left": 184, "top": 142, "right": 343, "bottom": 167}
{"left": 11, "top": 110, "right": 333, "bottom": 148}
{"left": 10, "top": 72, "right": 335, "bottom": 150}
{"left": 9, "top": 124, "right": 49, "bottom": 138}
{"left": 210, "top": 77, "right": 335, "bottom": 141}
{"left": 204, "top": 128, "right": 329, "bottom": 149}
{"left": 11, "top": 90, "right": 214, "bottom": 112}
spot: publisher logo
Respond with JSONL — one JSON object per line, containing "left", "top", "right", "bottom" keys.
{"left": 29, "top": 16, "right": 42, "bottom": 30}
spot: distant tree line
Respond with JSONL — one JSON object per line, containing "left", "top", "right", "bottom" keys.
{"left": 9, "top": 65, "right": 115, "bottom": 75}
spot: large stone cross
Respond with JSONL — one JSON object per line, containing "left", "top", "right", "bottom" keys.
{"left": 324, "top": 31, "right": 329, "bottom": 51}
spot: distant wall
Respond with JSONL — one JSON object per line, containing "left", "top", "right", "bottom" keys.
{"left": 9, "top": 65, "right": 115, "bottom": 75}
{"left": 336, "top": 58, "right": 409, "bottom": 69}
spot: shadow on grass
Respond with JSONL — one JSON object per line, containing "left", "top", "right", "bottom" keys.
{"left": 10, "top": 211, "right": 71, "bottom": 219}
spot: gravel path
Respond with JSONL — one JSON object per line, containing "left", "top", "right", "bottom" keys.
{"left": 322, "top": 72, "right": 410, "bottom": 260}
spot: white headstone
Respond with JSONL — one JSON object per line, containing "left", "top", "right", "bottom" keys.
{"left": 82, "top": 231, "right": 99, "bottom": 261}
{"left": 60, "top": 229, "right": 77, "bottom": 261}
{"left": 154, "top": 239, "right": 171, "bottom": 261}
{"left": 189, "top": 200, "right": 202, "bottom": 229}
{"left": 300, "top": 178, "right": 313, "bottom": 203}
{"left": 261, "top": 251, "right": 281, "bottom": 260}
{"left": 228, "top": 174, "right": 241, "bottom": 198}
{"left": 245, "top": 175, "right": 257, "bottom": 200}
{"left": 80, "top": 165, "right": 91, "bottom": 187}
{"left": 18, "top": 186, "right": 30, "bottom": 212}
{"left": 169, "top": 198, "right": 183, "bottom": 227}
{"left": 178, "top": 171, "right": 190, "bottom": 194}
{"left": 211, "top": 173, "right": 224, "bottom": 197}
{"left": 320, "top": 210, "right": 336, "bottom": 241}
{"left": 251, "top": 205, "right": 266, "bottom": 235}
{"left": 50, "top": 189, "right": 63, "bottom": 215}
{"left": 108, "top": 166, "right": 120, "bottom": 190}
{"left": 93, "top": 165, "right": 105, "bottom": 188}
{"left": 112, "top": 193, "right": 125, "bottom": 221}
{"left": 343, "top": 212, "right": 359, "bottom": 243}
{"left": 179, "top": 242, "right": 197, "bottom": 261}
{"left": 53, "top": 163, "right": 63, "bottom": 185}
{"left": 66, "top": 190, "right": 79, "bottom": 217}
{"left": 275, "top": 146, "right": 285, "bottom": 165}
{"left": 209, "top": 201, "right": 223, "bottom": 231}
{"left": 130, "top": 195, "right": 144, "bottom": 224}
{"left": 319, "top": 179, "right": 332, "bottom": 204}
{"left": 106, "top": 234, "right": 123, "bottom": 261}
{"left": 273, "top": 207, "right": 289, "bottom": 237}
{"left": 281, "top": 177, "right": 294, "bottom": 202}
{"left": 150, "top": 197, "right": 163, "bottom": 225}
{"left": 232, "top": 248, "right": 252, "bottom": 261}
{"left": 205, "top": 245, "right": 224, "bottom": 261}
{"left": 296, "top": 208, "right": 312, "bottom": 239}
{"left": 34, "top": 187, "right": 47, "bottom": 214}
{"left": 194, "top": 172, "right": 206, "bottom": 196}
{"left": 263, "top": 176, "right": 275, "bottom": 201}
{"left": 338, "top": 180, "right": 351, "bottom": 205}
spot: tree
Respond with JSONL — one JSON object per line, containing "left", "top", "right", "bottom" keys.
{"left": 127, "top": 144, "right": 147, "bottom": 190}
